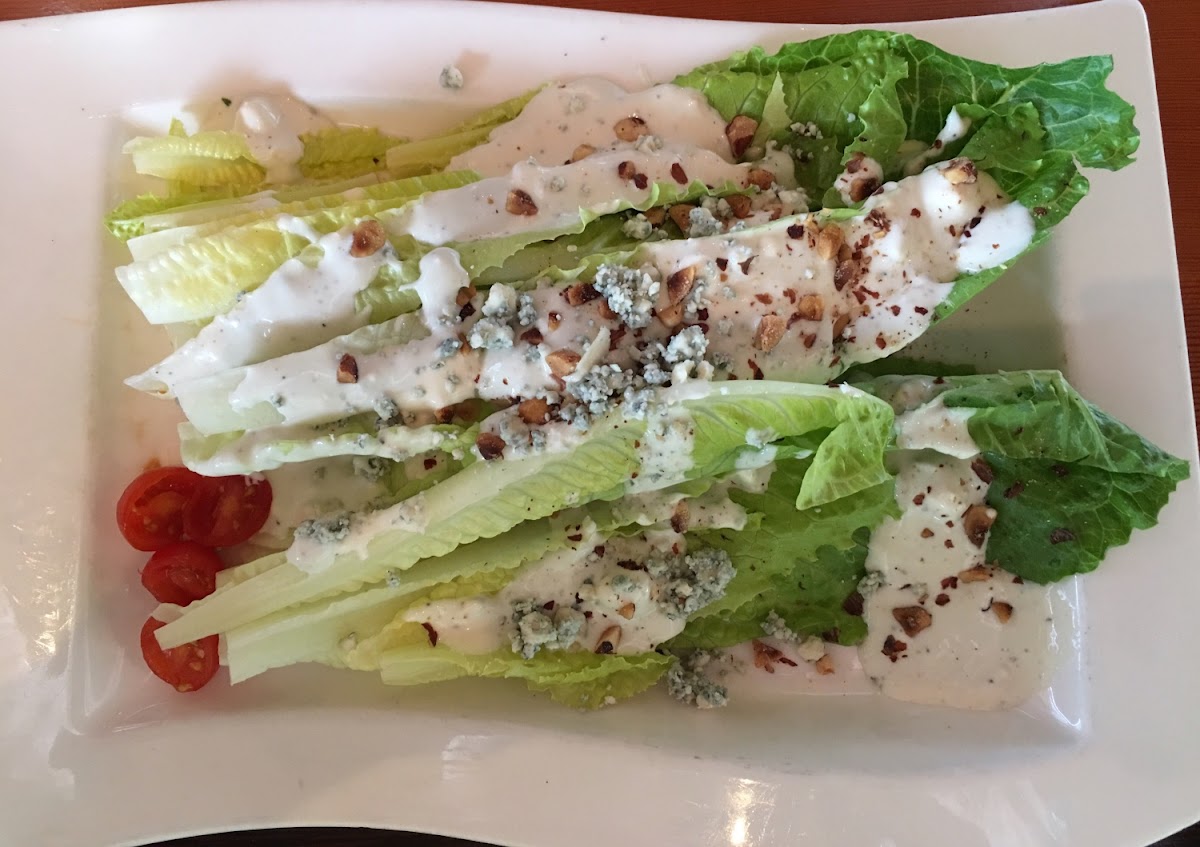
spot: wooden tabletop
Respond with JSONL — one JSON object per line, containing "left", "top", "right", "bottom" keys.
{"left": 3, "top": 1, "right": 1195, "bottom": 846}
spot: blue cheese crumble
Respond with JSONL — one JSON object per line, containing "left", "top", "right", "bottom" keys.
{"left": 294, "top": 513, "right": 352, "bottom": 543}
{"left": 467, "top": 317, "right": 514, "bottom": 350}
{"left": 438, "top": 64, "right": 464, "bottom": 90}
{"left": 621, "top": 214, "right": 654, "bottom": 241}
{"left": 516, "top": 293, "right": 537, "bottom": 327}
{"left": 510, "top": 600, "right": 586, "bottom": 659}
{"left": 482, "top": 284, "right": 518, "bottom": 320}
{"left": 592, "top": 263, "right": 660, "bottom": 329}
{"left": 687, "top": 206, "right": 723, "bottom": 238}
{"left": 666, "top": 650, "right": 729, "bottom": 709}
{"left": 352, "top": 456, "right": 391, "bottom": 482}
{"left": 647, "top": 547, "right": 735, "bottom": 619}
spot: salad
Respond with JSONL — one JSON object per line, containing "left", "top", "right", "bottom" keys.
{"left": 108, "top": 30, "right": 1189, "bottom": 710}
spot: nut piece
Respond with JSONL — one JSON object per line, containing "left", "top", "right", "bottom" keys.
{"left": 350, "top": 219, "right": 387, "bottom": 257}
{"left": 617, "top": 160, "right": 638, "bottom": 181}
{"left": 517, "top": 397, "right": 550, "bottom": 425}
{"left": 753, "top": 314, "right": 786, "bottom": 352}
{"left": 943, "top": 157, "right": 978, "bottom": 185}
{"left": 892, "top": 606, "right": 933, "bottom": 638}
{"left": 668, "top": 203, "right": 694, "bottom": 232}
{"left": 475, "top": 432, "right": 506, "bottom": 461}
{"left": 725, "top": 115, "right": 759, "bottom": 159}
{"left": 833, "top": 258, "right": 859, "bottom": 291}
{"left": 564, "top": 282, "right": 600, "bottom": 306}
{"left": 336, "top": 353, "right": 359, "bottom": 384}
{"left": 505, "top": 188, "right": 538, "bottom": 216}
{"left": 617, "top": 603, "right": 636, "bottom": 620}
{"left": 570, "top": 143, "right": 596, "bottom": 162}
{"left": 962, "top": 504, "right": 998, "bottom": 548}
{"left": 519, "top": 327, "right": 544, "bottom": 345}
{"left": 455, "top": 284, "right": 477, "bottom": 307}
{"left": 816, "top": 225, "right": 844, "bottom": 260}
{"left": 725, "top": 194, "right": 752, "bottom": 219}
{"left": 595, "top": 625, "right": 622, "bottom": 654}
{"left": 670, "top": 162, "right": 689, "bottom": 184}
{"left": 746, "top": 168, "right": 775, "bottom": 190}
{"left": 957, "top": 564, "right": 993, "bottom": 583}
{"left": 832, "top": 311, "right": 852, "bottom": 340}
{"left": 991, "top": 601, "right": 1014, "bottom": 624}
{"left": 436, "top": 398, "right": 482, "bottom": 424}
{"left": 643, "top": 206, "right": 666, "bottom": 226}
{"left": 814, "top": 654, "right": 835, "bottom": 675}
{"left": 665, "top": 265, "right": 697, "bottom": 305}
{"left": 849, "top": 177, "right": 881, "bottom": 203}
{"left": 613, "top": 116, "right": 649, "bottom": 142}
{"left": 545, "top": 348, "right": 582, "bottom": 377}
{"left": 881, "top": 634, "right": 908, "bottom": 662}
{"left": 656, "top": 302, "right": 684, "bottom": 329}
{"left": 794, "top": 293, "right": 824, "bottom": 322}
{"left": 752, "top": 639, "right": 797, "bottom": 673}
{"left": 669, "top": 500, "right": 690, "bottom": 534}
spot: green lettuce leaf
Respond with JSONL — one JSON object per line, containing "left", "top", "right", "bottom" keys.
{"left": 156, "top": 381, "right": 892, "bottom": 649}
{"left": 854, "top": 371, "right": 1190, "bottom": 584}
{"left": 378, "top": 646, "right": 671, "bottom": 709}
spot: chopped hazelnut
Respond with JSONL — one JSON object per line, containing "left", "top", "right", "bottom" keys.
{"left": 336, "top": 353, "right": 359, "bottom": 384}
{"left": 669, "top": 500, "right": 689, "bottom": 534}
{"left": 666, "top": 264, "right": 696, "bottom": 305}
{"left": 656, "top": 302, "right": 684, "bottom": 329}
{"left": 350, "top": 219, "right": 387, "bottom": 257}
{"left": 943, "top": 157, "right": 978, "bottom": 185}
{"left": 958, "top": 564, "right": 993, "bottom": 583}
{"left": 455, "top": 284, "right": 477, "bottom": 307}
{"left": 475, "top": 432, "right": 506, "bottom": 460}
{"left": 668, "top": 203, "right": 694, "bottom": 232}
{"left": 816, "top": 224, "right": 844, "bottom": 260}
{"left": 753, "top": 314, "right": 786, "bottom": 352}
{"left": 617, "top": 603, "right": 636, "bottom": 620}
{"left": 814, "top": 654, "right": 835, "bottom": 675}
{"left": 519, "top": 327, "right": 543, "bottom": 345}
{"left": 724, "top": 115, "right": 758, "bottom": 159}
{"left": 505, "top": 189, "right": 538, "bottom": 216}
{"left": 545, "top": 348, "right": 582, "bottom": 377}
{"left": 570, "top": 143, "right": 596, "bottom": 162}
{"left": 643, "top": 206, "right": 666, "bottom": 226}
{"left": 517, "top": 397, "right": 550, "bottom": 425}
{"left": 725, "top": 194, "right": 752, "bottom": 218}
{"left": 617, "top": 160, "right": 638, "bottom": 182}
{"left": 892, "top": 605, "right": 933, "bottom": 638}
{"left": 595, "top": 625, "right": 622, "bottom": 654}
{"left": 962, "top": 504, "right": 997, "bottom": 547}
{"left": 991, "top": 601, "right": 1014, "bottom": 623}
{"left": 564, "top": 282, "right": 599, "bottom": 306}
{"left": 849, "top": 177, "right": 880, "bottom": 203}
{"left": 613, "top": 116, "right": 648, "bottom": 142}
{"left": 831, "top": 311, "right": 852, "bottom": 340}
{"left": 746, "top": 168, "right": 775, "bottom": 190}
{"left": 794, "top": 293, "right": 824, "bottom": 321}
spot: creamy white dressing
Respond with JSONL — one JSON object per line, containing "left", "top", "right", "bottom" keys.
{"left": 405, "top": 523, "right": 693, "bottom": 656}
{"left": 895, "top": 394, "right": 978, "bottom": 459}
{"left": 255, "top": 457, "right": 387, "bottom": 545}
{"left": 629, "top": 405, "right": 699, "bottom": 493}
{"left": 129, "top": 225, "right": 392, "bottom": 396}
{"left": 398, "top": 146, "right": 751, "bottom": 245}
{"left": 902, "top": 107, "right": 973, "bottom": 176}
{"left": 234, "top": 95, "right": 334, "bottom": 184}
{"left": 858, "top": 453, "right": 1060, "bottom": 709}
{"left": 287, "top": 489, "right": 428, "bottom": 573}
{"left": 449, "top": 78, "right": 734, "bottom": 177}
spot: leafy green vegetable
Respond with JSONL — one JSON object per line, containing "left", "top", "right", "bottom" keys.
{"left": 854, "top": 371, "right": 1190, "bottom": 584}
{"left": 378, "top": 646, "right": 671, "bottom": 709}
{"left": 670, "top": 459, "right": 895, "bottom": 650}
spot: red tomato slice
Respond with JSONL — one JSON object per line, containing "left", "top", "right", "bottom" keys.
{"left": 182, "top": 474, "right": 273, "bottom": 548}
{"left": 140, "top": 616, "right": 219, "bottom": 693}
{"left": 140, "top": 542, "right": 223, "bottom": 606}
{"left": 116, "top": 466, "right": 204, "bottom": 551}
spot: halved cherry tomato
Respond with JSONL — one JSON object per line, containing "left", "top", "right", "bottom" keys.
{"left": 140, "top": 541, "right": 223, "bottom": 606}
{"left": 116, "top": 466, "right": 203, "bottom": 551}
{"left": 140, "top": 616, "right": 219, "bottom": 693}
{"left": 182, "top": 474, "right": 273, "bottom": 548}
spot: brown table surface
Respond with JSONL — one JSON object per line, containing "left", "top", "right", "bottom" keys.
{"left": 3, "top": 0, "right": 1196, "bottom": 846}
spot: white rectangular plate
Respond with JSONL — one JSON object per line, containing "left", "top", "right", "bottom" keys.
{"left": 1, "top": 2, "right": 1197, "bottom": 845}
